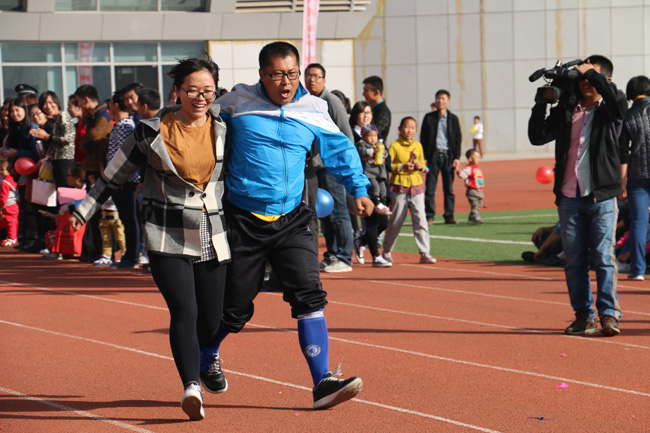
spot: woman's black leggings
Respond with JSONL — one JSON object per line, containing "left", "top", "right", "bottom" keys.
{"left": 149, "top": 254, "right": 227, "bottom": 387}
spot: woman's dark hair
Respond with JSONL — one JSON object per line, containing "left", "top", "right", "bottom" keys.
{"left": 166, "top": 53, "right": 219, "bottom": 90}
{"left": 626, "top": 76, "right": 650, "bottom": 101}
{"left": 68, "top": 161, "right": 85, "bottom": 180}
{"left": 111, "top": 89, "right": 129, "bottom": 112}
{"left": 331, "top": 90, "right": 350, "bottom": 114}
{"left": 259, "top": 41, "right": 300, "bottom": 69}
{"left": 7, "top": 97, "right": 32, "bottom": 148}
{"left": 38, "top": 90, "right": 62, "bottom": 112}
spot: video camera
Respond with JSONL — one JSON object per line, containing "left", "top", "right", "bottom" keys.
{"left": 529, "top": 59, "right": 583, "bottom": 106}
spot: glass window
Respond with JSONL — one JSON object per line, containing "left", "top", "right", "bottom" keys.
{"left": 65, "top": 66, "right": 111, "bottom": 101}
{"left": 65, "top": 43, "right": 110, "bottom": 63}
{"left": 162, "top": 0, "right": 206, "bottom": 12}
{"left": 3, "top": 66, "right": 63, "bottom": 100}
{"left": 1, "top": 43, "right": 61, "bottom": 63}
{"left": 54, "top": 0, "right": 96, "bottom": 10}
{"left": 0, "top": 0, "right": 24, "bottom": 11}
{"left": 114, "top": 43, "right": 157, "bottom": 62}
{"left": 160, "top": 42, "right": 206, "bottom": 61}
{"left": 100, "top": 0, "right": 156, "bottom": 11}
{"left": 115, "top": 65, "right": 158, "bottom": 91}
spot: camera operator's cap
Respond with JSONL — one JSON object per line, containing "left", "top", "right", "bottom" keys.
{"left": 15, "top": 83, "right": 38, "bottom": 96}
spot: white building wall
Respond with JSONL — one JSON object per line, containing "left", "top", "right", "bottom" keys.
{"left": 354, "top": 0, "right": 650, "bottom": 154}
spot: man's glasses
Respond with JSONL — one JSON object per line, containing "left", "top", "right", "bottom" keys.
{"left": 180, "top": 88, "right": 217, "bottom": 100}
{"left": 262, "top": 70, "right": 301, "bottom": 81}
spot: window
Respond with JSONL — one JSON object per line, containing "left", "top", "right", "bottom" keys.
{"left": 0, "top": 0, "right": 24, "bottom": 11}
{"left": 55, "top": 0, "right": 206, "bottom": 11}
{"left": 0, "top": 42, "right": 205, "bottom": 104}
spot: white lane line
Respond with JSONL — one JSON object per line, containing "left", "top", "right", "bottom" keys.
{"left": 401, "top": 233, "right": 532, "bottom": 245}
{"left": 245, "top": 323, "right": 650, "bottom": 398}
{"left": 0, "top": 319, "right": 502, "bottom": 433}
{"left": 0, "top": 386, "right": 154, "bottom": 433}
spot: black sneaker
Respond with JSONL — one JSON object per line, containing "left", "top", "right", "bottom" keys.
{"left": 313, "top": 369, "right": 363, "bottom": 409}
{"left": 564, "top": 312, "right": 599, "bottom": 335}
{"left": 200, "top": 353, "right": 228, "bottom": 394}
{"left": 600, "top": 315, "right": 620, "bottom": 336}
{"left": 521, "top": 251, "right": 536, "bottom": 263}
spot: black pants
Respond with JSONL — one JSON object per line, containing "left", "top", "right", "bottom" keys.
{"left": 221, "top": 201, "right": 327, "bottom": 333}
{"left": 425, "top": 152, "right": 455, "bottom": 220}
{"left": 112, "top": 182, "right": 142, "bottom": 262}
{"left": 360, "top": 208, "right": 388, "bottom": 258}
{"left": 149, "top": 254, "right": 227, "bottom": 387}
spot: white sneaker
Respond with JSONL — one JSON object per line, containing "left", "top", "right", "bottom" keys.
{"left": 181, "top": 383, "right": 205, "bottom": 421}
{"left": 372, "top": 255, "right": 392, "bottom": 267}
{"left": 40, "top": 248, "right": 50, "bottom": 255}
{"left": 138, "top": 252, "right": 149, "bottom": 265}
{"left": 354, "top": 238, "right": 366, "bottom": 265}
{"left": 628, "top": 274, "right": 645, "bottom": 281}
{"left": 381, "top": 251, "right": 393, "bottom": 263}
{"left": 323, "top": 260, "right": 353, "bottom": 273}
{"left": 419, "top": 253, "right": 437, "bottom": 264}
{"left": 374, "top": 203, "right": 393, "bottom": 216}
{"left": 93, "top": 255, "right": 113, "bottom": 266}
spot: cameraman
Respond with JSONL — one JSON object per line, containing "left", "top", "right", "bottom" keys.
{"left": 528, "top": 55, "right": 628, "bottom": 337}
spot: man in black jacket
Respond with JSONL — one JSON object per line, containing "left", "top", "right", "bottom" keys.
{"left": 528, "top": 55, "right": 628, "bottom": 337}
{"left": 420, "top": 89, "right": 462, "bottom": 224}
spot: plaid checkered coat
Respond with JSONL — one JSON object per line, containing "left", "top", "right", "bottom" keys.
{"left": 73, "top": 104, "right": 230, "bottom": 261}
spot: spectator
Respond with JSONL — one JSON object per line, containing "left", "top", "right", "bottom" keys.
{"left": 105, "top": 89, "right": 140, "bottom": 269}
{"left": 67, "top": 95, "right": 86, "bottom": 163}
{"left": 136, "top": 88, "right": 161, "bottom": 120}
{"left": 349, "top": 100, "right": 374, "bottom": 143}
{"left": 457, "top": 148, "right": 485, "bottom": 224}
{"left": 420, "top": 89, "right": 462, "bottom": 225}
{"left": 122, "top": 82, "right": 143, "bottom": 124}
{"left": 521, "top": 222, "right": 565, "bottom": 266}
{"left": 362, "top": 75, "right": 391, "bottom": 142}
{"left": 0, "top": 160, "right": 19, "bottom": 247}
{"left": 471, "top": 115, "right": 484, "bottom": 157}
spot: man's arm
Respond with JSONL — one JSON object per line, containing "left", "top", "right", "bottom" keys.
{"left": 325, "top": 93, "right": 353, "bottom": 141}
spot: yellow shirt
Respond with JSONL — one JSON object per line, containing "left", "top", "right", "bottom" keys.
{"left": 160, "top": 112, "right": 216, "bottom": 191}
{"left": 388, "top": 136, "right": 426, "bottom": 187}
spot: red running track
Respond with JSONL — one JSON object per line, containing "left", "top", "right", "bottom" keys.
{"left": 2, "top": 158, "right": 650, "bottom": 432}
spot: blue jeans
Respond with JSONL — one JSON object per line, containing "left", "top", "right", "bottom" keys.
{"left": 557, "top": 195, "right": 621, "bottom": 320}
{"left": 626, "top": 177, "right": 650, "bottom": 276}
{"left": 317, "top": 169, "right": 353, "bottom": 265}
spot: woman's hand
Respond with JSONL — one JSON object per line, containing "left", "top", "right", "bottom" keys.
{"left": 69, "top": 215, "right": 83, "bottom": 231}
{"left": 30, "top": 128, "right": 50, "bottom": 141}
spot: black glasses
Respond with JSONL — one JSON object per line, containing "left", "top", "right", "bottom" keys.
{"left": 180, "top": 88, "right": 217, "bottom": 100}
{"left": 262, "top": 70, "right": 301, "bottom": 81}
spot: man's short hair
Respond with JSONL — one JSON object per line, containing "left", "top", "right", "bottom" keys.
{"left": 137, "top": 88, "right": 161, "bottom": 110}
{"left": 74, "top": 84, "right": 99, "bottom": 101}
{"left": 111, "top": 89, "right": 129, "bottom": 112}
{"left": 122, "top": 82, "right": 143, "bottom": 94}
{"left": 626, "top": 75, "right": 650, "bottom": 101}
{"left": 474, "top": 115, "right": 480, "bottom": 121}
{"left": 69, "top": 161, "right": 85, "bottom": 180}
{"left": 586, "top": 55, "right": 613, "bottom": 78}
{"left": 362, "top": 75, "right": 383, "bottom": 95}
{"left": 259, "top": 41, "right": 300, "bottom": 69}
{"left": 305, "top": 63, "right": 326, "bottom": 78}
{"left": 435, "top": 89, "right": 451, "bottom": 99}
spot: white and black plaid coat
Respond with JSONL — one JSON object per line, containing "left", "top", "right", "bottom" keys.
{"left": 73, "top": 104, "right": 230, "bottom": 262}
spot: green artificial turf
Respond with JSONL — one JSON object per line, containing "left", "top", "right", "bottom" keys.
{"left": 388, "top": 209, "right": 559, "bottom": 263}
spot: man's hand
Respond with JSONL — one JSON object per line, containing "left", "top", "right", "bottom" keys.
{"left": 69, "top": 215, "right": 83, "bottom": 231}
{"left": 355, "top": 196, "right": 374, "bottom": 217}
{"left": 452, "top": 159, "right": 460, "bottom": 170}
{"left": 574, "top": 60, "right": 593, "bottom": 76}
{"left": 532, "top": 227, "right": 545, "bottom": 243}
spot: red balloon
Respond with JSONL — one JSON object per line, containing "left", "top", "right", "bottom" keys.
{"left": 14, "top": 157, "right": 38, "bottom": 176}
{"left": 535, "top": 166, "right": 554, "bottom": 184}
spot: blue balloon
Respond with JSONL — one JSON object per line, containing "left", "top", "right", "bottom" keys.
{"left": 316, "top": 188, "right": 334, "bottom": 218}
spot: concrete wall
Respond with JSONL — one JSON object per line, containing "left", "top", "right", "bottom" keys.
{"left": 354, "top": 0, "right": 650, "bottom": 154}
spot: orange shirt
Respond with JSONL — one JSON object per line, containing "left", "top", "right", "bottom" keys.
{"left": 160, "top": 112, "right": 216, "bottom": 191}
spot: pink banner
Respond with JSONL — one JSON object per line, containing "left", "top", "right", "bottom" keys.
{"left": 302, "top": 0, "right": 319, "bottom": 73}
{"left": 77, "top": 43, "right": 94, "bottom": 86}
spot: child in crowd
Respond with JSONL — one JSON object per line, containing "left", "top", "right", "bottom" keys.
{"left": 93, "top": 197, "right": 126, "bottom": 266}
{"left": 0, "top": 160, "right": 19, "bottom": 246}
{"left": 381, "top": 117, "right": 436, "bottom": 265}
{"left": 471, "top": 116, "right": 484, "bottom": 157}
{"left": 355, "top": 124, "right": 391, "bottom": 215}
{"left": 457, "top": 148, "right": 484, "bottom": 224}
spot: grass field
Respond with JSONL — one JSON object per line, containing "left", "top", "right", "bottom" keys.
{"left": 387, "top": 208, "right": 559, "bottom": 263}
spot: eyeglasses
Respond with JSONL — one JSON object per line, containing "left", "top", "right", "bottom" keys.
{"left": 30, "top": 111, "right": 44, "bottom": 117}
{"left": 180, "top": 88, "right": 217, "bottom": 100}
{"left": 304, "top": 74, "right": 323, "bottom": 80}
{"left": 262, "top": 70, "right": 301, "bottom": 81}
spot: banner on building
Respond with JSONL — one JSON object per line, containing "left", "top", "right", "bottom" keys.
{"left": 302, "top": 0, "right": 320, "bottom": 72}
{"left": 77, "top": 43, "right": 94, "bottom": 85}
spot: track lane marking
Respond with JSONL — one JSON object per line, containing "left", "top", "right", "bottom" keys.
{"left": 0, "top": 386, "right": 154, "bottom": 433}
{"left": 0, "top": 319, "right": 502, "bottom": 433}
